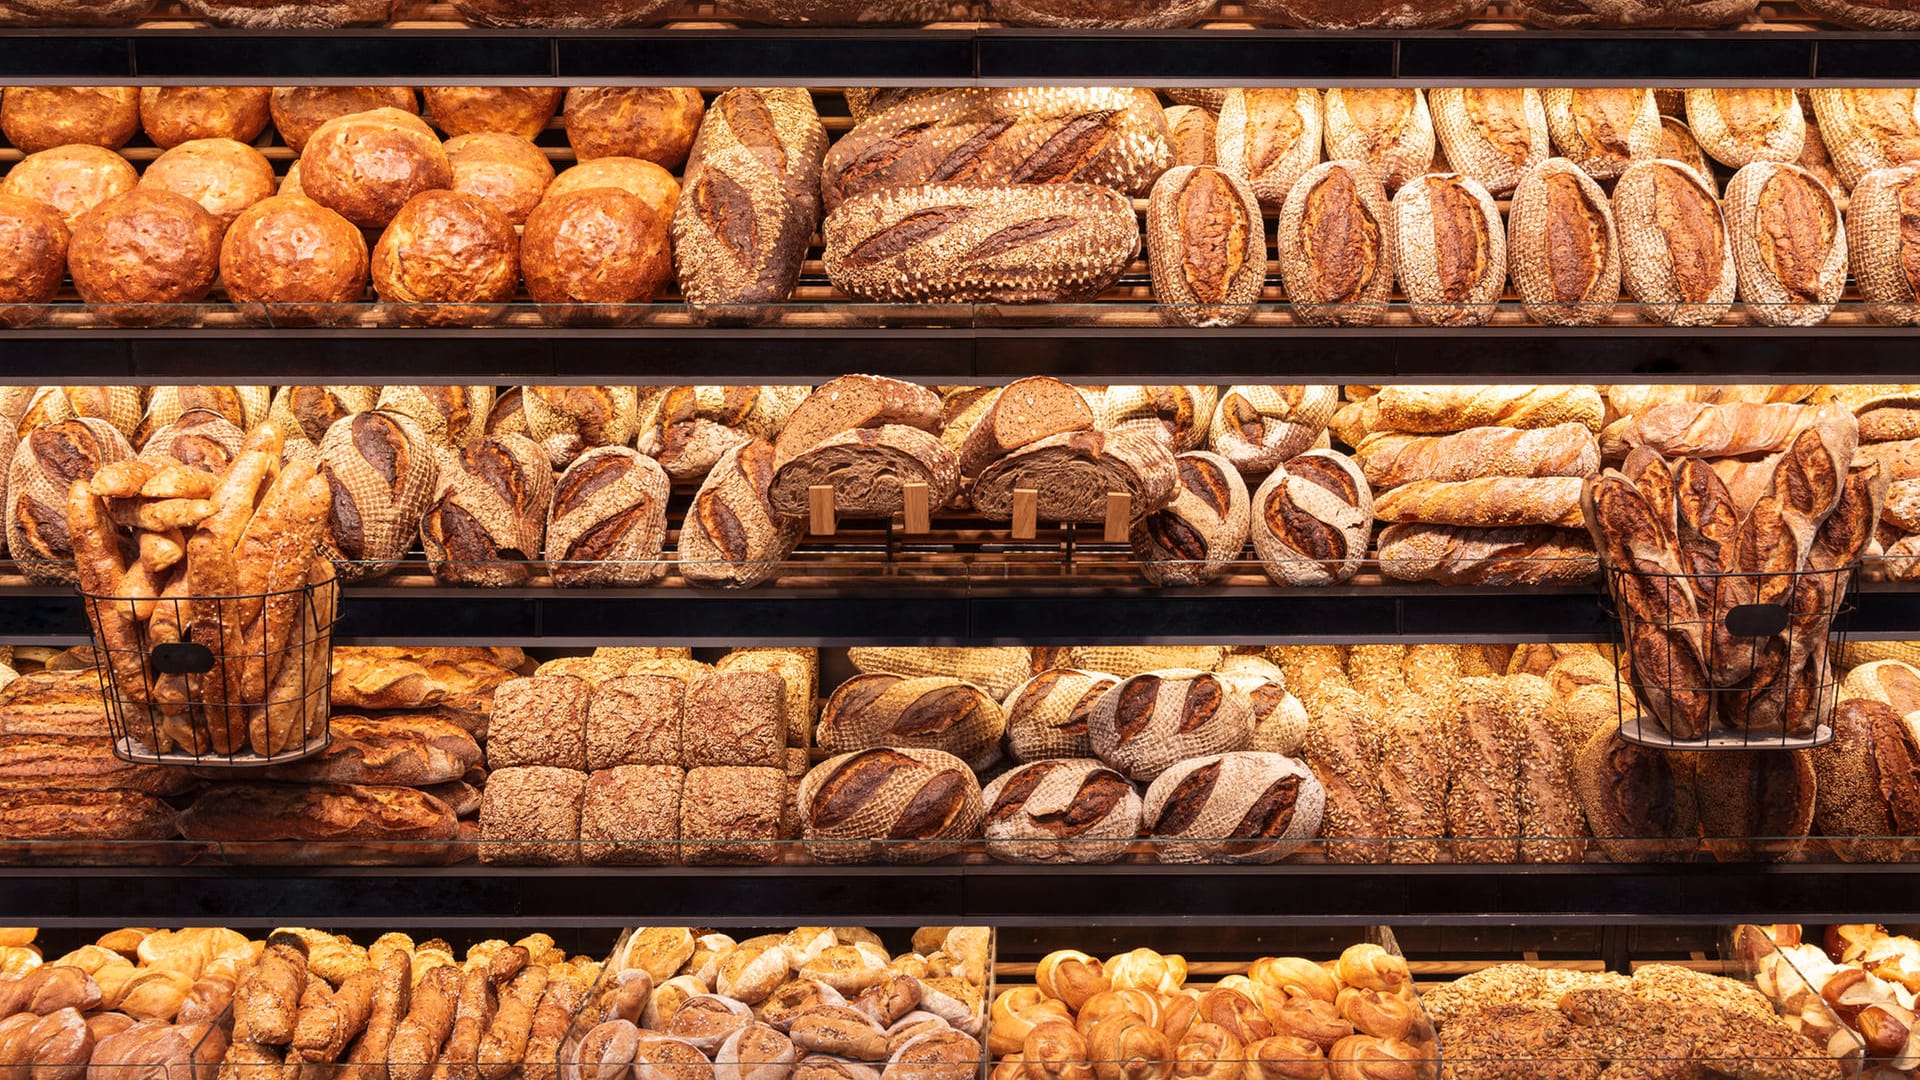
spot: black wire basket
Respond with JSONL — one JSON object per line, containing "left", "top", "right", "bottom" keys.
{"left": 79, "top": 576, "right": 341, "bottom": 766}
{"left": 1600, "top": 562, "right": 1856, "bottom": 750}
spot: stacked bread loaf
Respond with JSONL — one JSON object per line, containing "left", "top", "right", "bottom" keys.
{"left": 1838, "top": 387, "right": 1920, "bottom": 581}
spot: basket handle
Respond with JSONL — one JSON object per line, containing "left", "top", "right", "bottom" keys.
{"left": 149, "top": 641, "right": 216, "bottom": 675}
{"left": 1724, "top": 603, "right": 1790, "bottom": 638}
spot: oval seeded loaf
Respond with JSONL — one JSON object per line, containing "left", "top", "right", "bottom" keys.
{"left": 1391, "top": 171, "right": 1507, "bottom": 327}
{"left": 971, "top": 430, "right": 1179, "bottom": 525}
{"left": 1208, "top": 385, "right": 1339, "bottom": 476}
{"left": 1146, "top": 165, "right": 1266, "bottom": 329}
{"left": 1142, "top": 751, "right": 1325, "bottom": 865}
{"left": 1089, "top": 669, "right": 1254, "bottom": 782}
{"left": 1249, "top": 450, "right": 1372, "bottom": 587}
{"left": 1508, "top": 158, "right": 1621, "bottom": 327}
{"left": 1724, "top": 160, "right": 1848, "bottom": 327}
{"left": 981, "top": 758, "right": 1141, "bottom": 864}
{"left": 1613, "top": 159, "right": 1737, "bottom": 328}
{"left": 1684, "top": 88, "right": 1805, "bottom": 169}
{"left": 815, "top": 673, "right": 1007, "bottom": 767}
{"left": 1430, "top": 87, "right": 1549, "bottom": 197}
{"left": 1847, "top": 165, "right": 1920, "bottom": 327}
{"left": 1002, "top": 668, "right": 1120, "bottom": 762}
{"left": 1542, "top": 88, "right": 1660, "bottom": 181}
{"left": 847, "top": 646, "right": 1034, "bottom": 699}
{"left": 1323, "top": 88, "right": 1436, "bottom": 194}
{"left": 1216, "top": 88, "right": 1324, "bottom": 210}
{"left": 798, "top": 747, "right": 983, "bottom": 864}
{"left": 545, "top": 446, "right": 670, "bottom": 588}
{"left": 1130, "top": 450, "right": 1250, "bottom": 587}
{"left": 1275, "top": 159, "right": 1397, "bottom": 327}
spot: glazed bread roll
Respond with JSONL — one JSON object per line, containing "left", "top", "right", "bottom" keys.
{"left": 564, "top": 87, "right": 704, "bottom": 168}
{"left": 1143, "top": 751, "right": 1325, "bottom": 864}
{"left": 674, "top": 87, "right": 828, "bottom": 308}
{"left": 424, "top": 87, "right": 563, "bottom": 140}
{"left": 1216, "top": 88, "right": 1323, "bottom": 210}
{"left": 1391, "top": 172, "right": 1507, "bottom": 327}
{"left": 1244, "top": 0, "right": 1484, "bottom": 26}
{"left": 449, "top": 0, "right": 674, "bottom": 26}
{"left": 315, "top": 410, "right": 439, "bottom": 582}
{"left": 1099, "top": 385, "right": 1217, "bottom": 452}
{"left": 1322, "top": 88, "right": 1435, "bottom": 194}
{"left": 371, "top": 191, "right": 519, "bottom": 327}
{"left": 1723, "top": 160, "right": 1847, "bottom": 327}
{"left": 1810, "top": 89, "right": 1920, "bottom": 189}
{"left": 1542, "top": 88, "right": 1660, "bottom": 181}
{"left": 1685, "top": 88, "right": 1805, "bottom": 169}
{"left": 446, "top": 132, "right": 555, "bottom": 225}
{"left": 0, "top": 195, "right": 67, "bottom": 329}
{"left": 0, "top": 145, "right": 138, "bottom": 228}
{"left": 176, "top": 0, "right": 393, "bottom": 26}
{"left": 419, "top": 434, "right": 555, "bottom": 587}
{"left": 1849, "top": 165, "right": 1920, "bottom": 326}
{"left": 301, "top": 107, "right": 453, "bottom": 228}
{"left": 137, "top": 138, "right": 275, "bottom": 231}
{"left": 139, "top": 87, "right": 272, "bottom": 149}
{"left": 0, "top": 87, "right": 138, "bottom": 153}
{"left": 1276, "top": 160, "right": 1396, "bottom": 326}
{"left": 1165, "top": 105, "right": 1216, "bottom": 167}
{"left": 985, "top": 0, "right": 1211, "bottom": 25}
{"left": 816, "top": 674, "right": 1006, "bottom": 765}
{"left": 822, "top": 183, "right": 1140, "bottom": 304}
{"left": 548, "top": 156, "right": 680, "bottom": 224}
{"left": 522, "top": 189, "right": 670, "bottom": 326}
{"left": 1612, "top": 159, "right": 1737, "bottom": 327}
{"left": 67, "top": 189, "right": 221, "bottom": 327}
{"left": 8, "top": 418, "right": 133, "bottom": 583}
{"left": 1131, "top": 451, "right": 1250, "bottom": 587}
{"left": 1208, "top": 386, "right": 1339, "bottom": 476}
{"left": 376, "top": 386, "right": 493, "bottom": 449}
{"left": 1146, "top": 165, "right": 1265, "bottom": 329}
{"left": 1430, "top": 87, "right": 1549, "bottom": 196}
{"left": 1355, "top": 424, "right": 1600, "bottom": 490}
{"left": 1090, "top": 670, "right": 1254, "bottom": 782}
{"left": 952, "top": 377, "right": 1095, "bottom": 478}
{"left": 1515, "top": 0, "right": 1756, "bottom": 25}
{"left": 1249, "top": 450, "right": 1372, "bottom": 587}
{"left": 1507, "top": 158, "right": 1621, "bottom": 326}
{"left": 679, "top": 437, "right": 803, "bottom": 590}
{"left": 269, "top": 86, "right": 417, "bottom": 154}
{"left": 971, "top": 430, "right": 1179, "bottom": 526}
{"left": 220, "top": 195, "right": 368, "bottom": 326}
{"left": 1002, "top": 668, "right": 1119, "bottom": 762}
{"left": 799, "top": 748, "right": 984, "bottom": 864}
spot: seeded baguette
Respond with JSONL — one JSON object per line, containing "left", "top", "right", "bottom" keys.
{"left": 1613, "top": 159, "right": 1737, "bottom": 327}
{"left": 1390, "top": 171, "right": 1506, "bottom": 327}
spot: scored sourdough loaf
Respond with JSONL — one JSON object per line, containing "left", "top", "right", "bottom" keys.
{"left": 847, "top": 646, "right": 1033, "bottom": 699}
{"left": 267, "top": 386, "right": 376, "bottom": 445}
{"left": 1612, "top": 159, "right": 1737, "bottom": 327}
{"left": 1689, "top": 749, "right": 1816, "bottom": 862}
{"left": 637, "top": 385, "right": 806, "bottom": 482}
{"left": 815, "top": 673, "right": 1007, "bottom": 767}
{"left": 1541, "top": 88, "right": 1661, "bottom": 181}
{"left": 673, "top": 88, "right": 828, "bottom": 309}
{"left": 1165, "top": 105, "right": 1216, "bottom": 167}
{"left": 1323, "top": 89, "right": 1436, "bottom": 194}
{"left": 1002, "top": 668, "right": 1120, "bottom": 762}
{"left": 376, "top": 385, "right": 493, "bottom": 449}
{"left": 1846, "top": 165, "right": 1920, "bottom": 326}
{"left": 971, "top": 430, "right": 1179, "bottom": 525}
{"left": 1507, "top": 158, "right": 1622, "bottom": 327}
{"left": 1377, "top": 523, "right": 1599, "bottom": 586}
{"left": 419, "top": 433, "right": 554, "bottom": 587}
{"left": 8, "top": 417, "right": 134, "bottom": 583}
{"left": 1812, "top": 698, "right": 1920, "bottom": 862}
{"left": 1373, "top": 476, "right": 1588, "bottom": 529}
{"left": 1723, "top": 160, "right": 1848, "bottom": 327}
{"left": 767, "top": 425, "right": 960, "bottom": 520}
{"left": 679, "top": 438, "right": 803, "bottom": 590}
{"left": 1142, "top": 751, "right": 1325, "bottom": 864}
{"left": 1249, "top": 449, "right": 1372, "bottom": 587}
{"left": 544, "top": 446, "right": 670, "bottom": 587}
{"left": 1684, "top": 88, "right": 1805, "bottom": 168}
{"left": 1145, "top": 166, "right": 1265, "bottom": 329}
{"left": 1215, "top": 88, "right": 1325, "bottom": 209}
{"left": 981, "top": 758, "right": 1141, "bottom": 864}
{"left": 1355, "top": 423, "right": 1601, "bottom": 490}
{"left": 1514, "top": 0, "right": 1757, "bottom": 25}
{"left": 822, "top": 184, "right": 1139, "bottom": 304}
{"left": 1243, "top": 0, "right": 1485, "bottom": 25}
{"left": 1430, "top": 88, "right": 1550, "bottom": 196}
{"left": 1659, "top": 116, "right": 1719, "bottom": 194}
{"left": 1089, "top": 669, "right": 1254, "bottom": 781}
{"left": 1098, "top": 386, "right": 1218, "bottom": 452}
{"left": 1390, "top": 172, "right": 1507, "bottom": 327}
{"left": 1572, "top": 726, "right": 1700, "bottom": 862}
{"left": 798, "top": 747, "right": 983, "bottom": 864}
{"left": 820, "top": 87, "right": 1171, "bottom": 210}
{"left": 0, "top": 787, "right": 181, "bottom": 864}
{"left": 1208, "top": 385, "right": 1338, "bottom": 476}
{"left": 315, "top": 409, "right": 440, "bottom": 582}
{"left": 1809, "top": 89, "right": 1920, "bottom": 189}
{"left": 954, "top": 376, "right": 1095, "bottom": 478}
{"left": 1275, "top": 160, "right": 1397, "bottom": 327}
{"left": 1130, "top": 450, "right": 1250, "bottom": 587}
{"left": 984, "top": 0, "right": 1212, "bottom": 26}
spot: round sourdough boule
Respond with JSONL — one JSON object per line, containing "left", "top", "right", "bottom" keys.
{"left": 544, "top": 156, "right": 680, "bottom": 222}
{"left": 138, "top": 87, "right": 272, "bottom": 149}
{"left": 270, "top": 86, "right": 419, "bottom": 154}
{"left": 137, "top": 138, "right": 276, "bottom": 232}
{"left": 980, "top": 757, "right": 1141, "bottom": 864}
{"left": 1390, "top": 171, "right": 1507, "bottom": 328}
{"left": 0, "top": 144, "right": 138, "bottom": 228}
{"left": 1, "top": 87, "right": 139, "bottom": 153}
{"left": 1249, "top": 449, "right": 1372, "bottom": 587}
{"left": 445, "top": 132, "right": 554, "bottom": 225}
{"left": 1142, "top": 750, "right": 1326, "bottom": 864}
{"left": 1130, "top": 450, "right": 1250, "bottom": 587}
{"left": 564, "top": 87, "right": 704, "bottom": 167}
{"left": 449, "top": 0, "right": 677, "bottom": 27}
{"left": 1612, "top": 158, "right": 1736, "bottom": 327}
{"left": 220, "top": 194, "right": 369, "bottom": 326}
{"left": 371, "top": 189, "right": 519, "bottom": 327}
{"left": 1089, "top": 669, "right": 1254, "bottom": 782}
{"left": 68, "top": 188, "right": 221, "bottom": 327}
{"left": 520, "top": 188, "right": 672, "bottom": 327}
{"left": 1274, "top": 159, "right": 1396, "bottom": 328}
{"left": 300, "top": 107, "right": 452, "bottom": 227}
{"left": 1848, "top": 164, "right": 1920, "bottom": 326}
{"left": 424, "top": 86, "right": 564, "bottom": 139}
{"left": 0, "top": 194, "right": 67, "bottom": 328}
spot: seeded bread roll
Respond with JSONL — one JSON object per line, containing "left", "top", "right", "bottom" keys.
{"left": 9, "top": 418, "right": 133, "bottom": 584}
{"left": 371, "top": 190, "right": 519, "bottom": 327}
{"left": 799, "top": 748, "right": 983, "bottom": 864}
{"left": 316, "top": 410, "right": 440, "bottom": 582}
{"left": 1244, "top": 0, "right": 1484, "bottom": 26}
{"left": 67, "top": 189, "right": 221, "bottom": 328}
{"left": 1514, "top": 0, "right": 1756, "bottom": 25}
{"left": 1216, "top": 88, "right": 1324, "bottom": 210}
{"left": 1099, "top": 386, "right": 1218, "bottom": 452}
{"left": 1542, "top": 88, "right": 1660, "bottom": 181}
{"left": 1572, "top": 726, "right": 1699, "bottom": 862}
{"left": 1322, "top": 89, "right": 1435, "bottom": 194}
{"left": 816, "top": 674, "right": 1005, "bottom": 766}
{"left": 447, "top": 132, "right": 554, "bottom": 226}
{"left": 1146, "top": 166, "right": 1265, "bottom": 328}
{"left": 544, "top": 446, "right": 669, "bottom": 587}
{"left": 1143, "top": 751, "right": 1324, "bottom": 865}
{"left": 1507, "top": 158, "right": 1621, "bottom": 327}
{"left": 0, "top": 145, "right": 137, "bottom": 229}
{"left": 984, "top": 0, "right": 1210, "bottom": 26}
{"left": 1430, "top": 88, "right": 1550, "bottom": 197}
{"left": 581, "top": 764, "right": 682, "bottom": 865}
{"left": 1208, "top": 386, "right": 1339, "bottom": 477}
{"left": 1612, "top": 159, "right": 1737, "bottom": 327}
{"left": 1275, "top": 160, "right": 1396, "bottom": 327}
{"left": 680, "top": 437, "right": 803, "bottom": 590}
{"left": 1165, "top": 105, "right": 1217, "bottom": 167}
{"left": 219, "top": 195, "right": 369, "bottom": 327}
{"left": 1003, "top": 669, "right": 1119, "bottom": 763}
{"left": 822, "top": 183, "right": 1140, "bottom": 304}
{"left": 301, "top": 108, "right": 452, "bottom": 229}
{"left": 981, "top": 758, "right": 1140, "bottom": 864}
{"left": 1249, "top": 450, "right": 1372, "bottom": 587}
{"left": 419, "top": 434, "right": 555, "bottom": 588}
{"left": 1131, "top": 451, "right": 1250, "bottom": 587}
{"left": 478, "top": 766, "right": 585, "bottom": 865}
{"left": 1847, "top": 165, "right": 1920, "bottom": 326}
{"left": 269, "top": 87, "right": 418, "bottom": 155}
{"left": 1723, "top": 160, "right": 1847, "bottom": 327}
{"left": 1810, "top": 89, "right": 1920, "bottom": 190}
{"left": 1390, "top": 172, "right": 1506, "bottom": 327}
{"left": 0, "top": 195, "right": 67, "bottom": 329}
{"left": 768, "top": 426, "right": 961, "bottom": 521}
{"left": 376, "top": 386, "right": 494, "bottom": 449}
{"left": 1799, "top": 0, "right": 1920, "bottom": 27}
{"left": 1302, "top": 683, "right": 1387, "bottom": 864}
{"left": 972, "top": 430, "right": 1179, "bottom": 526}
{"left": 1684, "top": 88, "right": 1804, "bottom": 170}
{"left": 1090, "top": 670, "right": 1253, "bottom": 782}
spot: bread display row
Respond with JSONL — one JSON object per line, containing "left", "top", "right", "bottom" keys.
{"left": 0, "top": 85, "right": 1916, "bottom": 328}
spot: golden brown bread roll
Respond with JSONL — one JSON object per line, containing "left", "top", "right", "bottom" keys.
{"left": 68, "top": 188, "right": 221, "bottom": 327}
{"left": 0, "top": 87, "right": 138, "bottom": 153}
{"left": 219, "top": 194, "right": 368, "bottom": 326}
{"left": 544, "top": 156, "right": 679, "bottom": 223}
{"left": 136, "top": 138, "right": 275, "bottom": 231}
{"left": 521, "top": 188, "right": 671, "bottom": 326}
{"left": 301, "top": 107, "right": 453, "bottom": 228}
{"left": 564, "top": 87, "right": 704, "bottom": 168}
{"left": 0, "top": 145, "right": 138, "bottom": 228}
{"left": 445, "top": 131, "right": 554, "bottom": 225}
{"left": 0, "top": 194, "right": 67, "bottom": 329}
{"left": 139, "top": 87, "right": 271, "bottom": 149}
{"left": 370, "top": 190, "right": 519, "bottom": 327}
{"left": 424, "top": 86, "right": 563, "bottom": 140}
{"left": 270, "top": 86, "right": 418, "bottom": 154}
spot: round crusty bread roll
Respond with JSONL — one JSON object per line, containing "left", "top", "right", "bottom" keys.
{"left": 371, "top": 190, "right": 519, "bottom": 327}
{"left": 424, "top": 86, "right": 564, "bottom": 140}
{"left": 68, "top": 188, "right": 221, "bottom": 327}
{"left": 1089, "top": 669, "right": 1254, "bottom": 782}
{"left": 0, "top": 144, "right": 138, "bottom": 228}
{"left": 445, "top": 132, "right": 554, "bottom": 225}
{"left": 175, "top": 0, "right": 393, "bottom": 27}
{"left": 544, "top": 156, "right": 680, "bottom": 223}
{"left": 564, "top": 87, "right": 704, "bottom": 168}
{"left": 1143, "top": 750, "right": 1326, "bottom": 864}
{"left": 1, "top": 87, "right": 139, "bottom": 153}
{"left": 139, "top": 87, "right": 272, "bottom": 149}
{"left": 270, "top": 86, "right": 418, "bottom": 154}
{"left": 0, "top": 193, "right": 68, "bottom": 329}
{"left": 981, "top": 758, "right": 1141, "bottom": 865}
{"left": 521, "top": 188, "right": 671, "bottom": 326}
{"left": 220, "top": 194, "right": 369, "bottom": 325}
{"left": 301, "top": 107, "right": 452, "bottom": 228}
{"left": 137, "top": 138, "right": 276, "bottom": 231}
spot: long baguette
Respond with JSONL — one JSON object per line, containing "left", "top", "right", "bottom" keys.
{"left": 1372, "top": 476, "right": 1586, "bottom": 529}
{"left": 1354, "top": 424, "right": 1599, "bottom": 488}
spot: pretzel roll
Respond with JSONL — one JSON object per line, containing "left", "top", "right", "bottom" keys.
{"left": 1685, "top": 88, "right": 1805, "bottom": 169}
{"left": 446, "top": 132, "right": 554, "bottom": 225}
{"left": 137, "top": 138, "right": 274, "bottom": 233}
{"left": 375, "top": 385, "right": 494, "bottom": 448}
{"left": 0, "top": 194, "right": 67, "bottom": 329}
{"left": 544, "top": 446, "right": 669, "bottom": 587}
{"left": 1507, "top": 157, "right": 1621, "bottom": 326}
{"left": 301, "top": 108, "right": 452, "bottom": 228}
{"left": 1216, "top": 89, "right": 1323, "bottom": 210}
{"left": 1143, "top": 751, "right": 1326, "bottom": 864}
{"left": 1848, "top": 165, "right": 1920, "bottom": 326}
{"left": 982, "top": 758, "right": 1141, "bottom": 865}
{"left": 1542, "top": 88, "right": 1659, "bottom": 181}
{"left": 1724, "top": 160, "right": 1848, "bottom": 327}
{"left": 0, "top": 87, "right": 138, "bottom": 153}
{"left": 1146, "top": 165, "right": 1265, "bottom": 329}
{"left": 1322, "top": 88, "right": 1435, "bottom": 194}
{"left": 1249, "top": 450, "right": 1372, "bottom": 587}
{"left": 0, "top": 145, "right": 137, "bottom": 229}
{"left": 1208, "top": 386, "right": 1339, "bottom": 477}
{"left": 1090, "top": 669, "right": 1254, "bottom": 782}
{"left": 1429, "top": 88, "right": 1549, "bottom": 197}
{"left": 816, "top": 674, "right": 1006, "bottom": 766}
{"left": 8, "top": 418, "right": 133, "bottom": 582}
{"left": 139, "top": 87, "right": 272, "bottom": 149}
{"left": 371, "top": 190, "right": 519, "bottom": 327}
{"left": 798, "top": 747, "right": 984, "bottom": 864}
{"left": 68, "top": 188, "right": 221, "bottom": 327}
{"left": 1390, "top": 171, "right": 1506, "bottom": 327}
{"left": 424, "top": 86, "right": 564, "bottom": 140}
{"left": 565, "top": 87, "right": 704, "bottom": 169}
{"left": 269, "top": 86, "right": 418, "bottom": 155}
{"left": 521, "top": 386, "right": 641, "bottom": 468}
{"left": 218, "top": 195, "right": 368, "bottom": 326}
{"left": 1131, "top": 451, "right": 1250, "bottom": 587}
{"left": 1275, "top": 160, "right": 1395, "bottom": 327}
{"left": 1613, "top": 159, "right": 1736, "bottom": 327}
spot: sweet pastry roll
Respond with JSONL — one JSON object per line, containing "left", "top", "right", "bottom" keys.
{"left": 1035, "top": 952, "right": 1110, "bottom": 1009}
{"left": 1248, "top": 959, "right": 1338, "bottom": 1005}
{"left": 1196, "top": 989, "right": 1274, "bottom": 1044}
{"left": 1106, "top": 951, "right": 1188, "bottom": 995}
{"left": 1021, "top": 1020, "right": 1092, "bottom": 1080}
{"left": 989, "top": 989, "right": 1071, "bottom": 1057}
{"left": 1244, "top": 1035, "right": 1328, "bottom": 1080}
{"left": 1173, "top": 1022, "right": 1244, "bottom": 1080}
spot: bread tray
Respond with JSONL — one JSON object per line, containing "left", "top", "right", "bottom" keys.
{"left": 109, "top": 731, "right": 333, "bottom": 768}
{"left": 1616, "top": 714, "right": 1834, "bottom": 751}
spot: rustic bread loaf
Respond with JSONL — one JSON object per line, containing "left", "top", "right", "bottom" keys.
{"left": 849, "top": 647, "right": 1033, "bottom": 698}
{"left": 774, "top": 376, "right": 941, "bottom": 467}
{"left": 1377, "top": 523, "right": 1599, "bottom": 586}
{"left": 1658, "top": 116, "right": 1718, "bottom": 194}
{"left": 183, "top": 782, "right": 459, "bottom": 863}
{"left": 0, "top": 0, "right": 151, "bottom": 25}
{"left": 269, "top": 87, "right": 417, "bottom": 155}
{"left": 0, "top": 146, "right": 137, "bottom": 230}
{"left": 679, "top": 437, "right": 803, "bottom": 590}
{"left": 544, "top": 446, "right": 670, "bottom": 587}
{"left": 585, "top": 674, "right": 683, "bottom": 768}
{"left": 489, "top": 675, "right": 589, "bottom": 770}
{"left": 1002, "top": 668, "right": 1119, "bottom": 762}
{"left": 1430, "top": 88, "right": 1549, "bottom": 197}
{"left": 448, "top": 0, "right": 674, "bottom": 27}
{"left": 799, "top": 748, "right": 983, "bottom": 864}
{"left": 767, "top": 426, "right": 962, "bottom": 521}
{"left": 1375, "top": 476, "right": 1587, "bottom": 529}
{"left": 260, "top": 713, "right": 481, "bottom": 786}
{"left": 981, "top": 758, "right": 1139, "bottom": 864}
{"left": 685, "top": 670, "right": 786, "bottom": 769}
{"left": 1810, "top": 89, "right": 1920, "bottom": 189}
{"left": 1812, "top": 698, "right": 1920, "bottom": 862}
{"left": 1275, "top": 160, "right": 1397, "bottom": 327}
{"left": 448, "top": 132, "right": 555, "bottom": 225}
{"left": 371, "top": 190, "right": 519, "bottom": 327}
{"left": 1690, "top": 749, "right": 1816, "bottom": 862}
{"left": 953, "top": 377, "right": 1095, "bottom": 478}
{"left": 1323, "top": 88, "right": 1436, "bottom": 193}
{"left": 1444, "top": 677, "right": 1521, "bottom": 864}
{"left": 1508, "top": 673, "right": 1588, "bottom": 864}
{"left": 419, "top": 434, "right": 555, "bottom": 587}
{"left": 1607, "top": 400, "right": 1817, "bottom": 458}
{"left": 1249, "top": 450, "right": 1372, "bottom": 587}
{"left": 9, "top": 418, "right": 133, "bottom": 583}
{"left": 1572, "top": 726, "right": 1699, "bottom": 862}
{"left": 375, "top": 386, "right": 494, "bottom": 449}
{"left": 1098, "top": 386, "right": 1219, "bottom": 452}
{"left": 1355, "top": 423, "right": 1600, "bottom": 490}
{"left": 971, "top": 430, "right": 1179, "bottom": 525}
{"left": 1377, "top": 700, "right": 1446, "bottom": 863}
{"left": 133, "top": 387, "right": 267, "bottom": 448}
{"left": 1612, "top": 159, "right": 1737, "bottom": 327}
{"left": 1684, "top": 88, "right": 1804, "bottom": 169}
{"left": 328, "top": 647, "right": 518, "bottom": 712}
{"left": 581, "top": 764, "right": 681, "bottom": 865}
{"left": 822, "top": 183, "right": 1140, "bottom": 304}
{"left": 1090, "top": 669, "right": 1253, "bottom": 782}
{"left": 984, "top": 0, "right": 1211, "bottom": 26}
{"left": 0, "top": 733, "right": 194, "bottom": 795}
{"left": 1165, "top": 105, "right": 1217, "bottom": 167}
{"left": 1244, "top": 0, "right": 1484, "bottom": 26}
{"left": 478, "top": 766, "right": 584, "bottom": 865}
{"left": 0, "top": 787, "right": 180, "bottom": 864}
{"left": 67, "top": 189, "right": 221, "bottom": 328}
{"left": 135, "top": 410, "right": 245, "bottom": 476}
{"left": 820, "top": 87, "right": 1171, "bottom": 210}
{"left": 1146, "top": 165, "right": 1266, "bottom": 329}
{"left": 1542, "top": 88, "right": 1660, "bottom": 181}
{"left": 1390, "top": 171, "right": 1506, "bottom": 327}
{"left": 301, "top": 108, "right": 452, "bottom": 229}
{"left": 0, "top": 195, "right": 67, "bottom": 329}
{"left": 1514, "top": 0, "right": 1756, "bottom": 25}
{"left": 136, "top": 138, "right": 274, "bottom": 232}
{"left": 1131, "top": 451, "right": 1250, "bottom": 587}
{"left": 1216, "top": 88, "right": 1324, "bottom": 210}
{"left": 316, "top": 409, "right": 440, "bottom": 582}
{"left": 564, "top": 87, "right": 703, "bottom": 168}
{"left": 1508, "top": 158, "right": 1621, "bottom": 326}
{"left": 545, "top": 156, "right": 680, "bottom": 223}
{"left": 522, "top": 387, "right": 641, "bottom": 467}
{"left": 1208, "top": 386, "right": 1337, "bottom": 477}
{"left": 637, "top": 385, "right": 807, "bottom": 482}
{"left": 424, "top": 86, "right": 563, "bottom": 140}
{"left": 1799, "top": 0, "right": 1920, "bottom": 27}
{"left": 1143, "top": 751, "right": 1324, "bottom": 864}
{"left": 16, "top": 388, "right": 139, "bottom": 444}
{"left": 816, "top": 674, "right": 1006, "bottom": 766}
{"left": 219, "top": 195, "right": 369, "bottom": 326}
{"left": 715, "top": 647, "right": 817, "bottom": 746}
{"left": 1723, "top": 160, "right": 1847, "bottom": 327}
{"left": 1847, "top": 164, "right": 1920, "bottom": 326}
{"left": 1302, "top": 683, "right": 1386, "bottom": 864}
{"left": 175, "top": 0, "right": 392, "bottom": 26}
{"left": 674, "top": 87, "right": 828, "bottom": 309}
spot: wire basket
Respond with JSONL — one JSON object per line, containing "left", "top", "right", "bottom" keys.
{"left": 1600, "top": 563, "right": 1855, "bottom": 750}
{"left": 79, "top": 577, "right": 341, "bottom": 766}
